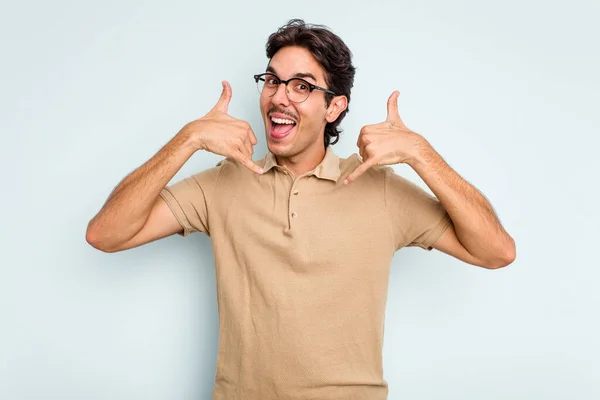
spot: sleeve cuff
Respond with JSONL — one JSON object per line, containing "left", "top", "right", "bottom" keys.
{"left": 159, "top": 188, "right": 194, "bottom": 237}
{"left": 417, "top": 212, "right": 453, "bottom": 251}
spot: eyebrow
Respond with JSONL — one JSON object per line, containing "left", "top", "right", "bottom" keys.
{"left": 266, "top": 66, "right": 318, "bottom": 82}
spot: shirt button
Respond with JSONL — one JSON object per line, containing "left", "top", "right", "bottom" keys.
{"left": 291, "top": 212, "right": 297, "bottom": 218}
{"left": 293, "top": 190, "right": 299, "bottom": 195}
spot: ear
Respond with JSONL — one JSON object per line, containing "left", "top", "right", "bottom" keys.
{"left": 325, "top": 95, "right": 348, "bottom": 123}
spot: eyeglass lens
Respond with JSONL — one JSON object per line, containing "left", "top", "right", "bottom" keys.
{"left": 257, "top": 74, "right": 311, "bottom": 103}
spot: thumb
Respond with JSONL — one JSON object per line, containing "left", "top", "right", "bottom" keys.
{"left": 213, "top": 81, "right": 232, "bottom": 113}
{"left": 386, "top": 90, "right": 401, "bottom": 122}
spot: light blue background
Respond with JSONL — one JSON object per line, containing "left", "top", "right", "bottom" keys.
{"left": 1, "top": 0, "right": 598, "bottom": 398}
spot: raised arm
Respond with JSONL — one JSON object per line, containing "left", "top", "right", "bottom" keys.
{"left": 86, "top": 81, "right": 263, "bottom": 252}
{"left": 85, "top": 132, "right": 196, "bottom": 252}
{"left": 346, "top": 90, "right": 515, "bottom": 269}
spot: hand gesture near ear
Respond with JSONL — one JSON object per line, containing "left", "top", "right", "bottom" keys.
{"left": 344, "top": 91, "right": 426, "bottom": 184}
{"left": 182, "top": 81, "right": 264, "bottom": 174}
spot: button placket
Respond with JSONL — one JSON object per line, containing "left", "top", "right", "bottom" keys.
{"left": 288, "top": 177, "right": 301, "bottom": 227}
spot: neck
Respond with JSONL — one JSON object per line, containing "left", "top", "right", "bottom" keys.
{"left": 275, "top": 146, "right": 327, "bottom": 177}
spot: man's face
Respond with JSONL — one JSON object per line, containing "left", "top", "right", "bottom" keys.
{"left": 259, "top": 46, "right": 331, "bottom": 159}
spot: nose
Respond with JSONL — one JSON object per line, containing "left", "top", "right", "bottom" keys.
{"left": 271, "top": 82, "right": 290, "bottom": 107}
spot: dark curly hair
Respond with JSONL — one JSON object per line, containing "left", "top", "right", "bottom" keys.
{"left": 265, "top": 19, "right": 356, "bottom": 148}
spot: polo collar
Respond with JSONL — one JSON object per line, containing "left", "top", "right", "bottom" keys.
{"left": 261, "top": 146, "right": 341, "bottom": 182}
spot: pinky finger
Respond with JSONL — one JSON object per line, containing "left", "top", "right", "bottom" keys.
{"left": 344, "top": 158, "right": 376, "bottom": 184}
{"left": 238, "top": 153, "right": 264, "bottom": 175}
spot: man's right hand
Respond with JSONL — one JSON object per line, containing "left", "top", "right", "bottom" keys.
{"left": 182, "top": 81, "right": 264, "bottom": 175}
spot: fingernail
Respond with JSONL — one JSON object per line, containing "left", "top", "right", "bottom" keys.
{"left": 258, "top": 168, "right": 264, "bottom": 174}
{"left": 343, "top": 179, "right": 349, "bottom": 185}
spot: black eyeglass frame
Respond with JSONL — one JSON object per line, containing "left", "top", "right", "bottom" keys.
{"left": 253, "top": 73, "right": 337, "bottom": 102}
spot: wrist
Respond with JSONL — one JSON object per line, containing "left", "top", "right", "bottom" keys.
{"left": 178, "top": 124, "right": 205, "bottom": 152}
{"left": 405, "top": 134, "right": 430, "bottom": 168}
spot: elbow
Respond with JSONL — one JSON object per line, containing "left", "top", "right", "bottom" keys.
{"left": 485, "top": 237, "right": 516, "bottom": 270}
{"left": 86, "top": 221, "right": 118, "bottom": 253}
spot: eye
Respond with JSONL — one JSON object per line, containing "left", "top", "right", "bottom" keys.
{"left": 265, "top": 75, "right": 279, "bottom": 86}
{"left": 295, "top": 82, "right": 309, "bottom": 91}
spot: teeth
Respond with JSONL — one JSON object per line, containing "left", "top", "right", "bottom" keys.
{"left": 271, "top": 116, "right": 296, "bottom": 125}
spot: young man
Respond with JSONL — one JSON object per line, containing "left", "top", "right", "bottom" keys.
{"left": 86, "top": 19, "right": 515, "bottom": 400}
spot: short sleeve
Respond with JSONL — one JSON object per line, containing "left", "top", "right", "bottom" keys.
{"left": 384, "top": 167, "right": 453, "bottom": 251}
{"left": 159, "top": 161, "right": 224, "bottom": 237}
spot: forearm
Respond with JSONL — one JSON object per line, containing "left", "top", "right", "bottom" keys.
{"left": 409, "top": 139, "right": 515, "bottom": 264}
{"left": 87, "top": 129, "right": 199, "bottom": 247}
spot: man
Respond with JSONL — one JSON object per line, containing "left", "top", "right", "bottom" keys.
{"left": 86, "top": 19, "right": 515, "bottom": 400}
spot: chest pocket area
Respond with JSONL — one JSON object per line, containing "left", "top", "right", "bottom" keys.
{"left": 289, "top": 191, "right": 393, "bottom": 271}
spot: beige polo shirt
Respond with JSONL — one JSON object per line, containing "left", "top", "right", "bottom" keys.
{"left": 159, "top": 146, "right": 452, "bottom": 400}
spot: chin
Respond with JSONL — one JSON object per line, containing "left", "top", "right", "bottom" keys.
{"left": 267, "top": 142, "right": 294, "bottom": 157}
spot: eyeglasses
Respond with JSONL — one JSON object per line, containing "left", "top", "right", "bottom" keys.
{"left": 253, "top": 73, "right": 336, "bottom": 103}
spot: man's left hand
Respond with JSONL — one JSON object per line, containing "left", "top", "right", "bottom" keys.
{"left": 344, "top": 90, "right": 427, "bottom": 184}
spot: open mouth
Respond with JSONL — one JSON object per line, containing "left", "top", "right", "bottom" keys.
{"left": 269, "top": 116, "right": 297, "bottom": 139}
